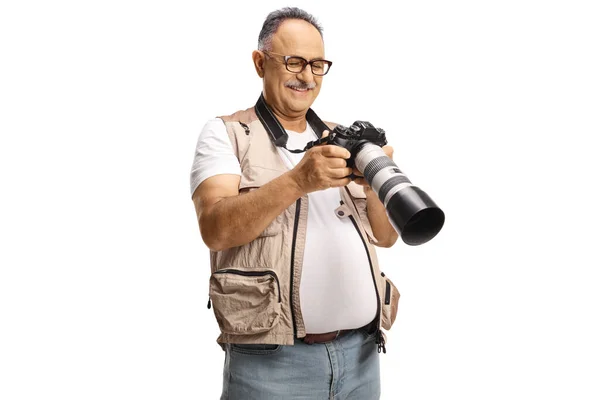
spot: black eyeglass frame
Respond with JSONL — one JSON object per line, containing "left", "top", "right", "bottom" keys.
{"left": 263, "top": 51, "right": 333, "bottom": 76}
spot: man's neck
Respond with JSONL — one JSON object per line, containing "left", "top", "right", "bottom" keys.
{"left": 272, "top": 110, "right": 307, "bottom": 132}
{"left": 262, "top": 97, "right": 308, "bottom": 132}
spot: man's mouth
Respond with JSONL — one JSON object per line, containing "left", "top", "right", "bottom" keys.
{"left": 285, "top": 80, "right": 315, "bottom": 93}
{"left": 288, "top": 86, "right": 310, "bottom": 92}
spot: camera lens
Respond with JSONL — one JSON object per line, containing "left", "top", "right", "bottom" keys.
{"left": 354, "top": 143, "right": 445, "bottom": 245}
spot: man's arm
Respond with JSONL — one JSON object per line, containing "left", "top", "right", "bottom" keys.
{"left": 192, "top": 172, "right": 303, "bottom": 251}
{"left": 364, "top": 188, "right": 399, "bottom": 247}
{"left": 351, "top": 145, "right": 400, "bottom": 248}
{"left": 192, "top": 143, "right": 353, "bottom": 251}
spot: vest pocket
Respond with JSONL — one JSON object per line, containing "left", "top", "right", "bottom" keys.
{"left": 380, "top": 272, "right": 400, "bottom": 330}
{"left": 209, "top": 269, "right": 282, "bottom": 335}
{"left": 353, "top": 198, "right": 378, "bottom": 244}
{"left": 345, "top": 183, "right": 378, "bottom": 244}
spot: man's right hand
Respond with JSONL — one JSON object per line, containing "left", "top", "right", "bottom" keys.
{"left": 290, "top": 131, "right": 354, "bottom": 194}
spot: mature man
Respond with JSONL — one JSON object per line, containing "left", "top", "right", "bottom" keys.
{"left": 190, "top": 7, "right": 400, "bottom": 400}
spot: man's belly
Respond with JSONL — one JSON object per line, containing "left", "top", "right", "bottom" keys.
{"left": 299, "top": 188, "right": 378, "bottom": 334}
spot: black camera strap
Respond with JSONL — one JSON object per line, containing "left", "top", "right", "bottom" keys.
{"left": 254, "top": 93, "right": 331, "bottom": 154}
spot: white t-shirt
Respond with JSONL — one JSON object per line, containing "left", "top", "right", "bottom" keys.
{"left": 190, "top": 118, "right": 377, "bottom": 333}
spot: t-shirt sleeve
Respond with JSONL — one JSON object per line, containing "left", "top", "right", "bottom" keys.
{"left": 189, "top": 118, "right": 242, "bottom": 197}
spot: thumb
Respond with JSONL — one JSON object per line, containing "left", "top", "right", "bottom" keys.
{"left": 316, "top": 130, "right": 330, "bottom": 147}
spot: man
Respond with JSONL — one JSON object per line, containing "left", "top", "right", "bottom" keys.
{"left": 190, "top": 7, "right": 401, "bottom": 400}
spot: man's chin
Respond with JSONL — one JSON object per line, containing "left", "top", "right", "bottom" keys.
{"left": 286, "top": 94, "right": 316, "bottom": 111}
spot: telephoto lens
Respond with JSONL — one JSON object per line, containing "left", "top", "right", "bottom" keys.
{"left": 354, "top": 143, "right": 445, "bottom": 245}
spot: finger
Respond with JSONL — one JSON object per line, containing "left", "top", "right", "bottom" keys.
{"left": 325, "top": 158, "right": 348, "bottom": 169}
{"left": 329, "top": 167, "right": 354, "bottom": 178}
{"left": 352, "top": 167, "right": 364, "bottom": 177}
{"left": 329, "top": 177, "right": 353, "bottom": 188}
{"left": 382, "top": 145, "right": 394, "bottom": 159}
{"left": 321, "top": 129, "right": 330, "bottom": 138}
{"left": 353, "top": 177, "right": 369, "bottom": 187}
{"left": 320, "top": 145, "right": 351, "bottom": 159}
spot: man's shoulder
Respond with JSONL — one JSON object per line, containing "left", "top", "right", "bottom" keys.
{"left": 214, "top": 106, "right": 338, "bottom": 132}
{"left": 217, "top": 106, "right": 258, "bottom": 125}
{"left": 322, "top": 120, "right": 338, "bottom": 131}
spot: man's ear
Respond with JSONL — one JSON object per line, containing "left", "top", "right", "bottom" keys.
{"left": 252, "top": 50, "right": 265, "bottom": 78}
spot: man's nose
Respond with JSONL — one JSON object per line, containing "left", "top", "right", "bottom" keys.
{"left": 297, "top": 65, "right": 314, "bottom": 84}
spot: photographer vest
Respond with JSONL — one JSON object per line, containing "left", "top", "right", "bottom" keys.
{"left": 206, "top": 105, "right": 400, "bottom": 349}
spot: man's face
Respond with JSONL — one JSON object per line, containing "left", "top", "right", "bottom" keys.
{"left": 260, "top": 19, "right": 326, "bottom": 118}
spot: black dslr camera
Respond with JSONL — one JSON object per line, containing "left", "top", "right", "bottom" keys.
{"left": 326, "top": 120, "right": 445, "bottom": 246}
{"left": 327, "top": 121, "right": 388, "bottom": 168}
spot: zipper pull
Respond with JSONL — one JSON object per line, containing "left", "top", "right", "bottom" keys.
{"left": 376, "top": 330, "right": 387, "bottom": 354}
{"left": 239, "top": 122, "right": 250, "bottom": 135}
{"left": 207, "top": 296, "right": 212, "bottom": 309}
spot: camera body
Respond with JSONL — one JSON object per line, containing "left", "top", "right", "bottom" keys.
{"left": 327, "top": 121, "right": 387, "bottom": 167}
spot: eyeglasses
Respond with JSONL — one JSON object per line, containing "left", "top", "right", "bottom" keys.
{"left": 263, "top": 51, "right": 333, "bottom": 76}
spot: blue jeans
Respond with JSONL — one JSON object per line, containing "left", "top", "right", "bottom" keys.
{"left": 220, "top": 327, "right": 380, "bottom": 400}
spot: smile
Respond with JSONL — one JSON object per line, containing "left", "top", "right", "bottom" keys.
{"left": 288, "top": 87, "right": 310, "bottom": 92}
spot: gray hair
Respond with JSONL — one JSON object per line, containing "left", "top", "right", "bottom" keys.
{"left": 257, "top": 7, "right": 323, "bottom": 51}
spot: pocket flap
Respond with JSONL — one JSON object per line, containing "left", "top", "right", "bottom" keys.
{"left": 346, "top": 181, "right": 367, "bottom": 199}
{"left": 210, "top": 269, "right": 282, "bottom": 335}
{"left": 380, "top": 273, "right": 400, "bottom": 330}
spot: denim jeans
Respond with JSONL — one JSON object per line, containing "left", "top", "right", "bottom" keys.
{"left": 220, "top": 327, "right": 380, "bottom": 400}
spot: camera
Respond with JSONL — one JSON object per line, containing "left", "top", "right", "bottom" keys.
{"left": 327, "top": 121, "right": 445, "bottom": 246}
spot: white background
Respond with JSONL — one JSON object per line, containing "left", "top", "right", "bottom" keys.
{"left": 1, "top": 0, "right": 599, "bottom": 399}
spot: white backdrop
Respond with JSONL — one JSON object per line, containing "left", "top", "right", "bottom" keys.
{"left": 1, "top": 1, "right": 599, "bottom": 399}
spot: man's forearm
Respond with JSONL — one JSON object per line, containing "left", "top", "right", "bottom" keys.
{"left": 365, "top": 188, "right": 399, "bottom": 247}
{"left": 201, "top": 172, "right": 303, "bottom": 251}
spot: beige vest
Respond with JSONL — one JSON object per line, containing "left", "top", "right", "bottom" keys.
{"left": 207, "top": 106, "right": 400, "bottom": 347}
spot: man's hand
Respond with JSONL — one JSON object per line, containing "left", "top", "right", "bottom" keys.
{"left": 289, "top": 130, "right": 354, "bottom": 194}
{"left": 352, "top": 145, "right": 395, "bottom": 191}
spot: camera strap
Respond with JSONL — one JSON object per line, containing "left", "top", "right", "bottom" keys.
{"left": 254, "top": 93, "right": 330, "bottom": 154}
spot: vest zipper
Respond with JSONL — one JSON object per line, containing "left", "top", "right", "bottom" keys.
{"left": 289, "top": 198, "right": 302, "bottom": 338}
{"left": 343, "top": 201, "right": 387, "bottom": 354}
{"left": 207, "top": 269, "right": 282, "bottom": 309}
